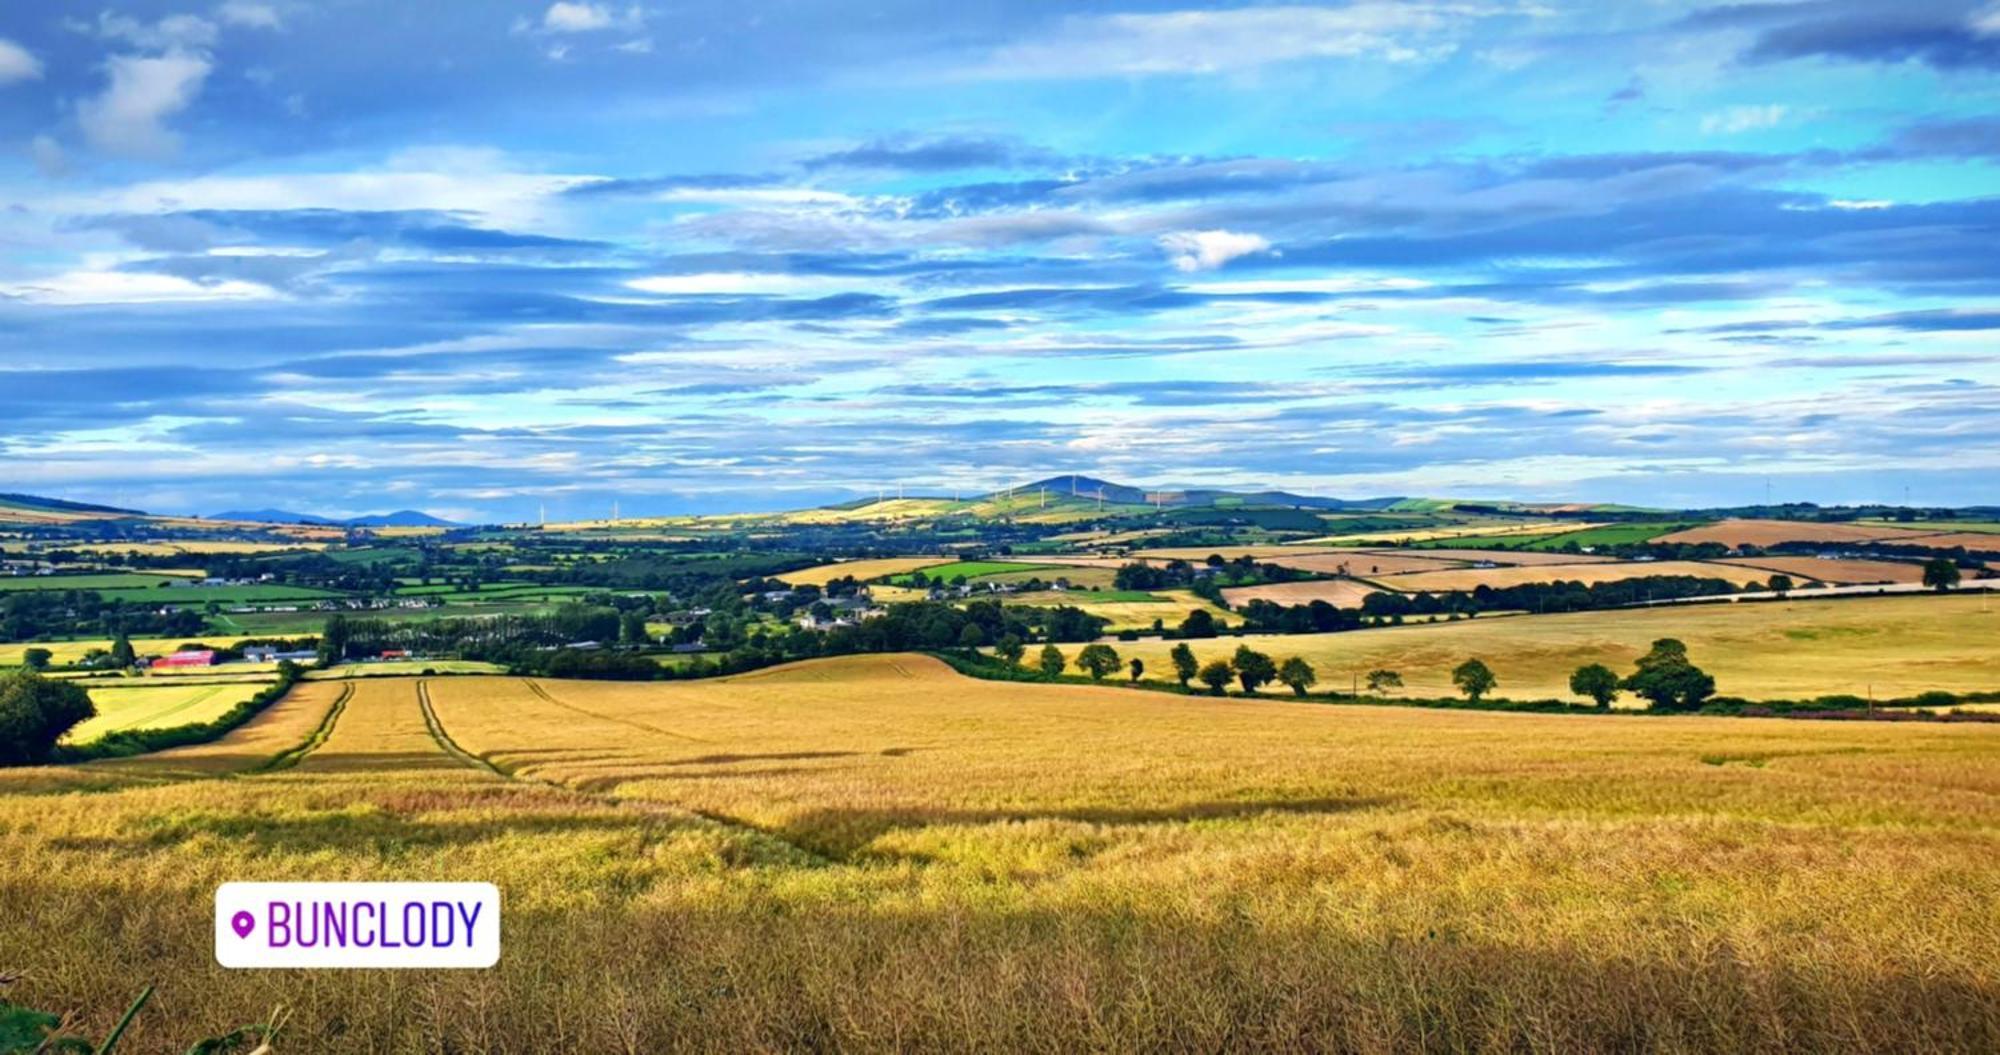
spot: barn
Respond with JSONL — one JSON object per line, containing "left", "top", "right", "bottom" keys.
{"left": 151, "top": 650, "right": 216, "bottom": 668}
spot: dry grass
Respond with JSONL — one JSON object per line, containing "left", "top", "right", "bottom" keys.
{"left": 776, "top": 556, "right": 952, "bottom": 586}
{"left": 1373, "top": 560, "right": 1776, "bottom": 593}
{"left": 1065, "top": 592, "right": 2000, "bottom": 701}
{"left": 3, "top": 657, "right": 1995, "bottom": 1050}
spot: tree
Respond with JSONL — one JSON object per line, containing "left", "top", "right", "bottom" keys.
{"left": 1232, "top": 645, "right": 1276, "bottom": 694}
{"left": 620, "top": 610, "right": 651, "bottom": 646}
{"left": 1169, "top": 642, "right": 1198, "bottom": 686}
{"left": 1076, "top": 643, "right": 1121, "bottom": 681}
{"left": 1128, "top": 657, "right": 1145, "bottom": 683}
{"left": 996, "top": 633, "right": 1025, "bottom": 666}
{"left": 957, "top": 623, "right": 987, "bottom": 650}
{"left": 1277, "top": 656, "right": 1317, "bottom": 697}
{"left": 1923, "top": 558, "right": 1961, "bottom": 592}
{"left": 1178, "top": 609, "right": 1219, "bottom": 638}
{"left": 1452, "top": 658, "right": 1496, "bottom": 702}
{"left": 21, "top": 648, "right": 52, "bottom": 671}
{"left": 1197, "top": 659, "right": 1234, "bottom": 696}
{"left": 1621, "top": 638, "right": 1716, "bottom": 711}
{"left": 110, "top": 632, "right": 135, "bottom": 669}
{"left": 1038, "top": 644, "right": 1067, "bottom": 678}
{"left": 0, "top": 671, "right": 94, "bottom": 766}
{"left": 1568, "top": 663, "right": 1620, "bottom": 710}
{"left": 1767, "top": 573, "right": 1793, "bottom": 596}
{"left": 1365, "top": 669, "right": 1402, "bottom": 694}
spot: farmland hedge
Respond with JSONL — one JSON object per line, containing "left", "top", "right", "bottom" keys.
{"left": 52, "top": 662, "right": 306, "bottom": 763}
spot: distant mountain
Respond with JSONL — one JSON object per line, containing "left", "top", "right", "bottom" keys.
{"left": 0, "top": 492, "right": 146, "bottom": 516}
{"left": 995, "top": 475, "right": 1402, "bottom": 512}
{"left": 211, "top": 508, "right": 465, "bottom": 528}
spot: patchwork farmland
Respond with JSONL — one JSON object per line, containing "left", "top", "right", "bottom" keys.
{"left": 3, "top": 657, "right": 1997, "bottom": 1050}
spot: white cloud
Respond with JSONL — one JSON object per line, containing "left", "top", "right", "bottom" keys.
{"left": 544, "top": 2, "right": 616, "bottom": 32}
{"left": 216, "top": 2, "right": 283, "bottom": 30}
{"left": 1974, "top": 3, "right": 2000, "bottom": 36}
{"left": 0, "top": 38, "right": 42, "bottom": 82}
{"left": 970, "top": 4, "right": 1502, "bottom": 79}
{"left": 615, "top": 36, "right": 654, "bottom": 54}
{"left": 1158, "top": 229, "right": 1271, "bottom": 271}
{"left": 0, "top": 270, "right": 277, "bottom": 305}
{"left": 1700, "top": 104, "right": 1788, "bottom": 135}
{"left": 79, "top": 51, "right": 213, "bottom": 157}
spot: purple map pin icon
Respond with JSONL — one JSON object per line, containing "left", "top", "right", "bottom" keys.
{"left": 231, "top": 911, "right": 254, "bottom": 939}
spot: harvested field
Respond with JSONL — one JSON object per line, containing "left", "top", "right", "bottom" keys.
{"left": 1371, "top": 547, "right": 1620, "bottom": 566}
{"left": 1222, "top": 580, "right": 1383, "bottom": 608}
{"left": 1060, "top": 592, "right": 2000, "bottom": 701}
{"left": 1904, "top": 532, "right": 2000, "bottom": 552}
{"left": 776, "top": 556, "right": 951, "bottom": 586}
{"left": 1720, "top": 556, "right": 1929, "bottom": 585}
{"left": 1656, "top": 518, "right": 1937, "bottom": 547}
{"left": 1374, "top": 559, "right": 1774, "bottom": 592}
{"left": 1132, "top": 544, "right": 1342, "bottom": 560}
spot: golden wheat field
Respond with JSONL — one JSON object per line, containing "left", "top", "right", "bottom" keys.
{"left": 1371, "top": 559, "right": 1778, "bottom": 593}
{"left": 2, "top": 653, "right": 1998, "bottom": 1052}
{"left": 1063, "top": 593, "right": 2000, "bottom": 701}
{"left": 775, "top": 556, "right": 952, "bottom": 586}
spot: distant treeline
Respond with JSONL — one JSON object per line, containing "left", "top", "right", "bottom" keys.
{"left": 0, "top": 589, "right": 207, "bottom": 644}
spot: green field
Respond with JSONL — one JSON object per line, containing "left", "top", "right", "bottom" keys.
{"left": 1514, "top": 521, "right": 1708, "bottom": 550}
{"left": 888, "top": 560, "right": 1062, "bottom": 584}
{"left": 63, "top": 679, "right": 273, "bottom": 744}
{"left": 94, "top": 583, "right": 345, "bottom": 603}
{"left": 0, "top": 572, "right": 191, "bottom": 592}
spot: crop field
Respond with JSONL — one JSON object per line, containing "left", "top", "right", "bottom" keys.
{"left": 94, "top": 583, "right": 345, "bottom": 604}
{"left": 1309, "top": 521, "right": 1598, "bottom": 545}
{"left": 976, "top": 564, "right": 1120, "bottom": 588}
{"left": 64, "top": 679, "right": 273, "bottom": 744}
{"left": 1507, "top": 522, "right": 1707, "bottom": 550}
{"left": 1133, "top": 544, "right": 1342, "bottom": 560}
{"left": 1904, "top": 532, "right": 2000, "bottom": 551}
{"left": 1258, "top": 551, "right": 1466, "bottom": 575}
{"left": 1363, "top": 546, "right": 1618, "bottom": 566}
{"left": 1060, "top": 593, "right": 2000, "bottom": 701}
{"left": 1720, "top": 556, "right": 1928, "bottom": 585}
{"left": 1861, "top": 519, "right": 2000, "bottom": 534}
{"left": 303, "top": 659, "right": 508, "bottom": 679}
{"left": 3, "top": 657, "right": 1996, "bottom": 1050}
{"left": 775, "top": 556, "right": 951, "bottom": 586}
{"left": 1005, "top": 589, "right": 1238, "bottom": 630}
{"left": 1222, "top": 579, "right": 1383, "bottom": 609}
{"left": 1372, "top": 559, "right": 1777, "bottom": 593}
{"left": 0, "top": 635, "right": 259, "bottom": 667}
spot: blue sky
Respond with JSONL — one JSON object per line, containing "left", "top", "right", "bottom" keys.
{"left": 1, "top": 0, "right": 1996, "bottom": 520}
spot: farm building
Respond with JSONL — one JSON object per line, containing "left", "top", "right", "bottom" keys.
{"left": 150, "top": 650, "right": 215, "bottom": 668}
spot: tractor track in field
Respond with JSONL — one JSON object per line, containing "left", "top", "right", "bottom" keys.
{"left": 522, "top": 678, "right": 712, "bottom": 743}
{"left": 419, "top": 678, "right": 831, "bottom": 866}
{"left": 255, "top": 682, "right": 354, "bottom": 773}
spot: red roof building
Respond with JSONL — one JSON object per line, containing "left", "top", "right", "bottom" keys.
{"left": 153, "top": 650, "right": 216, "bottom": 668}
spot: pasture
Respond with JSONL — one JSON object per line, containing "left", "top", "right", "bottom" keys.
{"left": 1059, "top": 593, "right": 2000, "bottom": 701}
{"left": 1, "top": 657, "right": 1995, "bottom": 1050}
{"left": 886, "top": 560, "right": 1059, "bottom": 583}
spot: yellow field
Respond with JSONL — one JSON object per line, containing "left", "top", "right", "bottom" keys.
{"left": 1657, "top": 518, "right": 1934, "bottom": 547}
{"left": 1304, "top": 521, "right": 1601, "bottom": 545}
{"left": 1223, "top": 579, "right": 1382, "bottom": 608}
{"left": 1261, "top": 551, "right": 1467, "bottom": 575}
{"left": 1134, "top": 543, "right": 1343, "bottom": 560}
{"left": 775, "top": 555, "right": 952, "bottom": 586}
{"left": 91, "top": 680, "right": 350, "bottom": 778}
{"left": 0, "top": 635, "right": 258, "bottom": 667}
{"left": 302, "top": 659, "right": 508, "bottom": 679}
{"left": 2, "top": 658, "right": 1995, "bottom": 1050}
{"left": 1061, "top": 593, "right": 2000, "bottom": 701}
{"left": 1373, "top": 559, "right": 1776, "bottom": 593}
{"left": 63, "top": 681, "right": 270, "bottom": 743}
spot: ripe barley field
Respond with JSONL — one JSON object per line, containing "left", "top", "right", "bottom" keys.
{"left": 1, "top": 654, "right": 1997, "bottom": 1052}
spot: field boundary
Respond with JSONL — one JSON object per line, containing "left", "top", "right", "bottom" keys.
{"left": 256, "top": 682, "right": 353, "bottom": 773}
